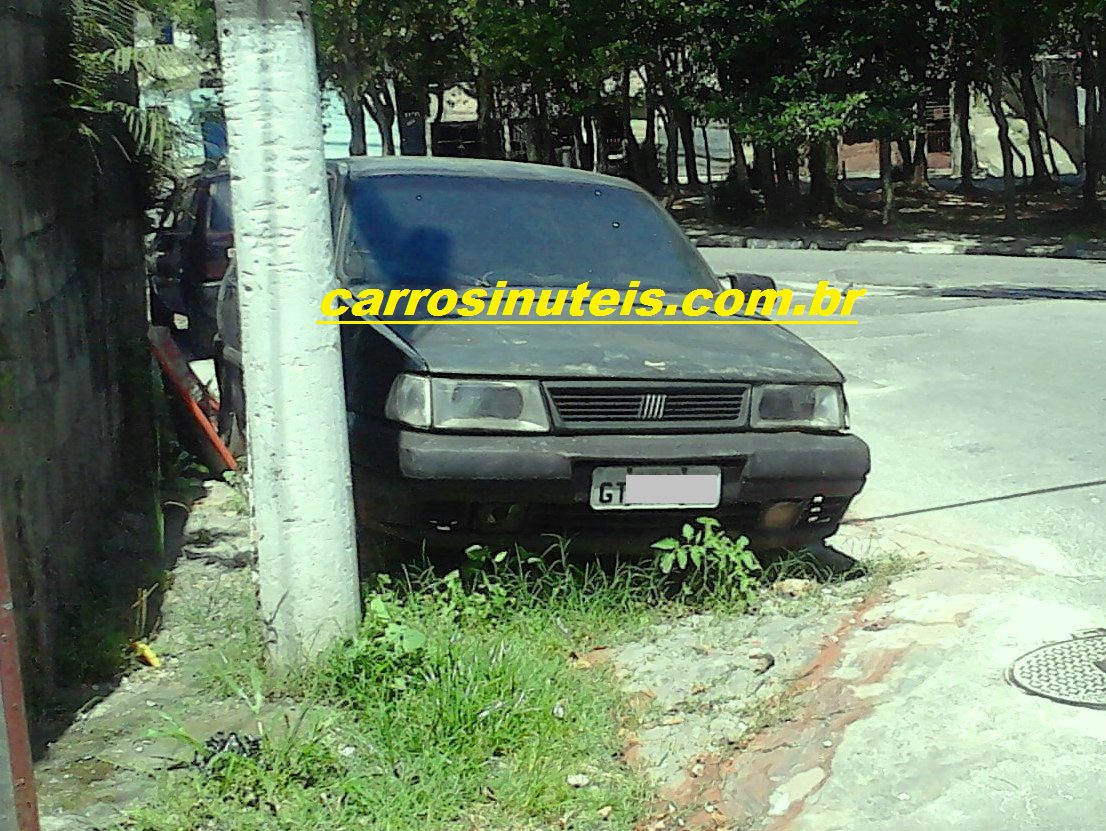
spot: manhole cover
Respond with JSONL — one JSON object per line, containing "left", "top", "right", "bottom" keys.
{"left": 1007, "top": 632, "right": 1106, "bottom": 709}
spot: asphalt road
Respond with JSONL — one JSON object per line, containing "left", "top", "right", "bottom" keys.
{"left": 703, "top": 248, "right": 1106, "bottom": 831}
{"left": 703, "top": 248, "right": 1106, "bottom": 576}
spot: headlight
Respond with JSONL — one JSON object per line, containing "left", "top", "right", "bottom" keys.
{"left": 385, "top": 374, "right": 550, "bottom": 433}
{"left": 751, "top": 384, "right": 845, "bottom": 430}
{"left": 383, "top": 373, "right": 432, "bottom": 428}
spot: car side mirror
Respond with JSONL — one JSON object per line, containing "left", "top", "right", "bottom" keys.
{"left": 718, "top": 272, "right": 777, "bottom": 294}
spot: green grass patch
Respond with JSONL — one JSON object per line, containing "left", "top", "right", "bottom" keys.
{"left": 124, "top": 523, "right": 835, "bottom": 831}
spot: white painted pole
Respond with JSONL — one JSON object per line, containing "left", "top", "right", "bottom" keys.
{"left": 214, "top": 0, "right": 360, "bottom": 665}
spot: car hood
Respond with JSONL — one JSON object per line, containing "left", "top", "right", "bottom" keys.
{"left": 389, "top": 313, "right": 844, "bottom": 383}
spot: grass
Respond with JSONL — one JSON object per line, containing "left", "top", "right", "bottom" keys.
{"left": 125, "top": 529, "right": 770, "bottom": 831}
{"left": 124, "top": 526, "right": 905, "bottom": 831}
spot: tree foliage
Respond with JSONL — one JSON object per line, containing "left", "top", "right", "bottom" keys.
{"left": 150, "top": 0, "right": 1106, "bottom": 215}
{"left": 66, "top": 0, "right": 203, "bottom": 165}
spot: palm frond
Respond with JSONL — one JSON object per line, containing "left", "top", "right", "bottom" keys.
{"left": 71, "top": 0, "right": 140, "bottom": 50}
{"left": 65, "top": 0, "right": 192, "bottom": 166}
{"left": 80, "top": 43, "right": 195, "bottom": 81}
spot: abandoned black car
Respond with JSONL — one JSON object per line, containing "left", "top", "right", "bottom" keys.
{"left": 207, "top": 158, "right": 870, "bottom": 554}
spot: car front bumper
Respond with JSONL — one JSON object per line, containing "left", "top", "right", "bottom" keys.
{"left": 349, "top": 420, "right": 870, "bottom": 553}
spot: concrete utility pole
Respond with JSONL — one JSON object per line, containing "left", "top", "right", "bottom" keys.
{"left": 214, "top": 0, "right": 361, "bottom": 665}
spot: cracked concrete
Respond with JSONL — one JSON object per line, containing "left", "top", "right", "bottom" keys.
{"left": 34, "top": 483, "right": 263, "bottom": 831}
{"left": 620, "top": 524, "right": 1106, "bottom": 831}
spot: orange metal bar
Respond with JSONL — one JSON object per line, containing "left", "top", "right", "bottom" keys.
{"left": 0, "top": 511, "right": 40, "bottom": 831}
{"left": 148, "top": 327, "right": 238, "bottom": 474}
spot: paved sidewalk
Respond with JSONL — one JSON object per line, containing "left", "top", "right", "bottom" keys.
{"left": 35, "top": 483, "right": 261, "bottom": 831}
{"left": 686, "top": 224, "right": 1106, "bottom": 261}
{"left": 652, "top": 520, "right": 1106, "bottom": 831}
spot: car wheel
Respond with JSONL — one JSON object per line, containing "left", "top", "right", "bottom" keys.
{"left": 757, "top": 542, "right": 866, "bottom": 582}
{"left": 150, "top": 288, "right": 174, "bottom": 327}
{"left": 214, "top": 349, "right": 247, "bottom": 458}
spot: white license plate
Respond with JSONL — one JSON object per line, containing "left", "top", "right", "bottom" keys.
{"left": 589, "top": 465, "right": 721, "bottom": 511}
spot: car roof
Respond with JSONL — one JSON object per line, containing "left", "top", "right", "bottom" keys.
{"left": 336, "top": 156, "right": 642, "bottom": 191}
{"left": 191, "top": 157, "right": 646, "bottom": 195}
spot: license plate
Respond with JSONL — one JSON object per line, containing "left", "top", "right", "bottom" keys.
{"left": 589, "top": 465, "right": 721, "bottom": 510}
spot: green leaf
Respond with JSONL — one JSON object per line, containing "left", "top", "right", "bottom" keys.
{"left": 659, "top": 551, "right": 675, "bottom": 574}
{"left": 384, "top": 623, "right": 427, "bottom": 654}
{"left": 651, "top": 538, "right": 679, "bottom": 551}
{"left": 367, "top": 595, "right": 391, "bottom": 621}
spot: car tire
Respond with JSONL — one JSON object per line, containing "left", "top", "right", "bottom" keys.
{"left": 214, "top": 348, "right": 247, "bottom": 458}
{"left": 150, "top": 287, "right": 174, "bottom": 327}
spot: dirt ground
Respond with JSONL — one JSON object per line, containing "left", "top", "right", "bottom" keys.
{"left": 35, "top": 482, "right": 263, "bottom": 831}
{"left": 32, "top": 486, "right": 912, "bottom": 831}
{"left": 675, "top": 176, "right": 1106, "bottom": 245}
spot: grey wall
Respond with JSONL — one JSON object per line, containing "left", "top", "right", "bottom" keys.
{"left": 0, "top": 0, "right": 156, "bottom": 711}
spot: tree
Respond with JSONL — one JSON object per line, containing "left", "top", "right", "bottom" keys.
{"left": 313, "top": 0, "right": 392, "bottom": 155}
{"left": 66, "top": 0, "right": 211, "bottom": 172}
{"left": 1069, "top": 0, "right": 1106, "bottom": 211}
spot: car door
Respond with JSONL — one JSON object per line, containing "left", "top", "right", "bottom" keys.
{"left": 179, "top": 175, "right": 233, "bottom": 357}
{"left": 151, "top": 182, "right": 201, "bottom": 322}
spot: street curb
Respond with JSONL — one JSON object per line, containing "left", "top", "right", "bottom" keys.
{"left": 688, "top": 229, "right": 1106, "bottom": 260}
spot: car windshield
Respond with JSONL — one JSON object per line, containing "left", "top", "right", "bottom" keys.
{"left": 341, "top": 173, "right": 717, "bottom": 291}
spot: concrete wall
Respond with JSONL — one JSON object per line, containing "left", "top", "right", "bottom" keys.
{"left": 950, "top": 59, "right": 1082, "bottom": 179}
{"left": 0, "top": 0, "right": 156, "bottom": 711}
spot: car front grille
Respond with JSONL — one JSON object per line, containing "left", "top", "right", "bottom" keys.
{"left": 545, "top": 384, "right": 749, "bottom": 429}
{"left": 527, "top": 502, "right": 763, "bottom": 537}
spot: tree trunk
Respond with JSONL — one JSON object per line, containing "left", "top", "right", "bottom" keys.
{"left": 1094, "top": 23, "right": 1106, "bottom": 199}
{"left": 363, "top": 82, "right": 396, "bottom": 156}
{"left": 1033, "top": 92, "right": 1060, "bottom": 177}
{"left": 1080, "top": 25, "right": 1098, "bottom": 208}
{"left": 896, "top": 136, "right": 913, "bottom": 178}
{"left": 1018, "top": 58, "right": 1051, "bottom": 189}
{"left": 530, "top": 90, "right": 554, "bottom": 165}
{"left": 676, "top": 109, "right": 700, "bottom": 186}
{"left": 594, "top": 115, "right": 612, "bottom": 174}
{"left": 701, "top": 123, "right": 712, "bottom": 184}
{"left": 340, "top": 88, "right": 367, "bottom": 156}
{"left": 753, "top": 143, "right": 775, "bottom": 204}
{"left": 954, "top": 68, "right": 975, "bottom": 192}
{"left": 772, "top": 145, "right": 800, "bottom": 216}
{"left": 825, "top": 139, "right": 844, "bottom": 203}
{"left": 395, "top": 81, "right": 428, "bottom": 156}
{"left": 989, "top": 14, "right": 1017, "bottom": 222}
{"left": 624, "top": 69, "right": 660, "bottom": 192}
{"left": 879, "top": 137, "right": 894, "bottom": 225}
{"left": 1011, "top": 138, "right": 1029, "bottom": 183}
{"left": 988, "top": 89, "right": 1017, "bottom": 220}
{"left": 433, "top": 87, "right": 445, "bottom": 124}
{"left": 577, "top": 117, "right": 594, "bottom": 170}
{"left": 727, "top": 127, "right": 750, "bottom": 187}
{"left": 910, "top": 104, "right": 929, "bottom": 187}
{"left": 809, "top": 139, "right": 836, "bottom": 213}
{"left": 660, "top": 105, "right": 680, "bottom": 195}
{"left": 476, "top": 73, "right": 504, "bottom": 159}
{"left": 631, "top": 72, "right": 663, "bottom": 193}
